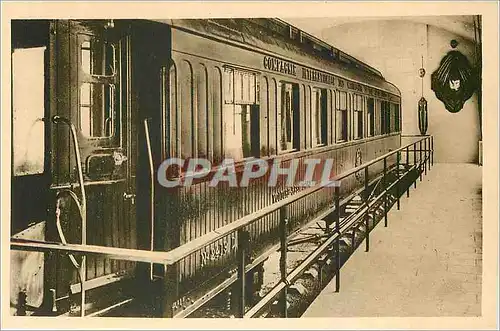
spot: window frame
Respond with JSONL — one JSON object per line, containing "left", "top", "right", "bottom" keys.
{"left": 311, "top": 87, "right": 328, "bottom": 148}
{"left": 222, "top": 66, "right": 261, "bottom": 160}
{"left": 367, "top": 97, "right": 375, "bottom": 137}
{"left": 278, "top": 81, "right": 300, "bottom": 154}
{"left": 380, "top": 100, "right": 391, "bottom": 135}
{"left": 353, "top": 93, "right": 364, "bottom": 140}
{"left": 12, "top": 46, "right": 47, "bottom": 177}
{"left": 394, "top": 102, "right": 401, "bottom": 132}
{"left": 335, "top": 90, "right": 348, "bottom": 143}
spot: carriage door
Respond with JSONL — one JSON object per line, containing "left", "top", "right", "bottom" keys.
{"left": 51, "top": 20, "right": 136, "bottom": 303}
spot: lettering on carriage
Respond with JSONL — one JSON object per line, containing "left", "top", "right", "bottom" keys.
{"left": 272, "top": 186, "right": 303, "bottom": 203}
{"left": 347, "top": 81, "right": 363, "bottom": 92}
{"left": 200, "top": 233, "right": 237, "bottom": 267}
{"left": 263, "top": 56, "right": 297, "bottom": 76}
{"left": 301, "top": 68, "right": 335, "bottom": 85}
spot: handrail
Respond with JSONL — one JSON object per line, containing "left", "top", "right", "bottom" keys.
{"left": 51, "top": 115, "right": 87, "bottom": 317}
{"left": 11, "top": 135, "right": 432, "bottom": 267}
{"left": 245, "top": 161, "right": 420, "bottom": 318}
{"left": 11, "top": 134, "right": 433, "bottom": 318}
{"left": 55, "top": 190, "right": 84, "bottom": 270}
{"left": 143, "top": 118, "right": 155, "bottom": 280}
{"left": 138, "top": 135, "right": 432, "bottom": 264}
{"left": 51, "top": 116, "right": 87, "bottom": 229}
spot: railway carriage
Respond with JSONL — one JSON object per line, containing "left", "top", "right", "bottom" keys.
{"left": 11, "top": 18, "right": 402, "bottom": 317}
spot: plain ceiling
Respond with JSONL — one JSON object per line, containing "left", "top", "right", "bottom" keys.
{"left": 285, "top": 16, "right": 478, "bottom": 43}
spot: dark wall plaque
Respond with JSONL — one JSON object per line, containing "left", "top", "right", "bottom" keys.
{"left": 431, "top": 49, "right": 477, "bottom": 113}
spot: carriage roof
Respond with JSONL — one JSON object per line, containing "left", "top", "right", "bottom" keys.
{"left": 153, "top": 18, "right": 401, "bottom": 97}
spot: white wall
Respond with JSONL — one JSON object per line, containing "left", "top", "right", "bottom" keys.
{"left": 314, "top": 19, "right": 481, "bottom": 163}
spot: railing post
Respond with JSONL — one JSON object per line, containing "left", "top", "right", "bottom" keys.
{"left": 383, "top": 157, "right": 388, "bottom": 227}
{"left": 419, "top": 140, "right": 423, "bottom": 182}
{"left": 406, "top": 146, "right": 410, "bottom": 198}
{"left": 424, "top": 139, "right": 428, "bottom": 175}
{"left": 161, "top": 264, "right": 177, "bottom": 318}
{"left": 431, "top": 136, "right": 434, "bottom": 166}
{"left": 364, "top": 166, "right": 370, "bottom": 252}
{"left": 413, "top": 143, "right": 417, "bottom": 189}
{"left": 334, "top": 186, "right": 341, "bottom": 292}
{"left": 279, "top": 206, "right": 288, "bottom": 318}
{"left": 396, "top": 151, "right": 400, "bottom": 210}
{"left": 237, "top": 229, "right": 250, "bottom": 317}
{"left": 428, "top": 137, "right": 432, "bottom": 170}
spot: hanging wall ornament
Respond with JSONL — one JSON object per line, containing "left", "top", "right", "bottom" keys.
{"left": 418, "top": 97, "right": 428, "bottom": 135}
{"left": 431, "top": 40, "right": 477, "bottom": 113}
{"left": 418, "top": 56, "right": 428, "bottom": 135}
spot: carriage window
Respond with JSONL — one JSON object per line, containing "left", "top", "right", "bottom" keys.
{"left": 385, "top": 101, "right": 391, "bottom": 134}
{"left": 353, "top": 94, "right": 363, "bottom": 139}
{"left": 79, "top": 83, "right": 115, "bottom": 137}
{"left": 394, "top": 103, "right": 401, "bottom": 132}
{"left": 381, "top": 101, "right": 391, "bottom": 134}
{"left": 12, "top": 47, "right": 45, "bottom": 176}
{"left": 80, "top": 39, "right": 115, "bottom": 76}
{"left": 224, "top": 68, "right": 260, "bottom": 160}
{"left": 367, "top": 98, "right": 375, "bottom": 136}
{"left": 336, "top": 91, "right": 348, "bottom": 142}
{"left": 278, "top": 82, "right": 299, "bottom": 152}
{"left": 79, "top": 38, "right": 118, "bottom": 138}
{"left": 312, "top": 88, "right": 327, "bottom": 147}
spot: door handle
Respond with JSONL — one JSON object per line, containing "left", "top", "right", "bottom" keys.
{"left": 113, "top": 151, "right": 128, "bottom": 166}
{"left": 123, "top": 192, "right": 136, "bottom": 205}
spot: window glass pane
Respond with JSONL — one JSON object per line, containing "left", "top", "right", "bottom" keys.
{"left": 224, "top": 103, "right": 260, "bottom": 160}
{"left": 386, "top": 102, "right": 391, "bottom": 133}
{"left": 357, "top": 111, "right": 363, "bottom": 139}
{"left": 234, "top": 71, "right": 243, "bottom": 102}
{"left": 241, "top": 105, "right": 250, "bottom": 157}
{"left": 224, "top": 68, "right": 234, "bottom": 104}
{"left": 380, "top": 101, "right": 386, "bottom": 134}
{"left": 80, "top": 106, "right": 91, "bottom": 137}
{"left": 336, "top": 109, "right": 347, "bottom": 142}
{"left": 279, "top": 83, "right": 298, "bottom": 151}
{"left": 79, "top": 82, "right": 115, "bottom": 137}
{"left": 81, "top": 41, "right": 91, "bottom": 75}
{"left": 223, "top": 68, "right": 260, "bottom": 159}
{"left": 281, "top": 86, "right": 292, "bottom": 149}
{"left": 311, "top": 89, "right": 318, "bottom": 146}
{"left": 250, "top": 75, "right": 256, "bottom": 103}
{"left": 312, "top": 88, "right": 327, "bottom": 146}
{"left": 12, "top": 47, "right": 45, "bottom": 176}
{"left": 80, "top": 38, "right": 115, "bottom": 76}
{"left": 339, "top": 91, "right": 347, "bottom": 110}
{"left": 242, "top": 73, "right": 250, "bottom": 102}
{"left": 395, "top": 104, "right": 400, "bottom": 132}
{"left": 239, "top": 105, "right": 260, "bottom": 157}
{"left": 342, "top": 110, "right": 347, "bottom": 140}
{"left": 353, "top": 111, "right": 358, "bottom": 139}
{"left": 315, "top": 91, "right": 321, "bottom": 145}
{"left": 367, "top": 98, "right": 374, "bottom": 136}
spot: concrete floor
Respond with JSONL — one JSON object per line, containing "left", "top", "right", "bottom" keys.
{"left": 303, "top": 163, "right": 482, "bottom": 317}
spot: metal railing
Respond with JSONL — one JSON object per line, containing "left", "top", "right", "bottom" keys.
{"left": 10, "top": 135, "right": 433, "bottom": 317}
